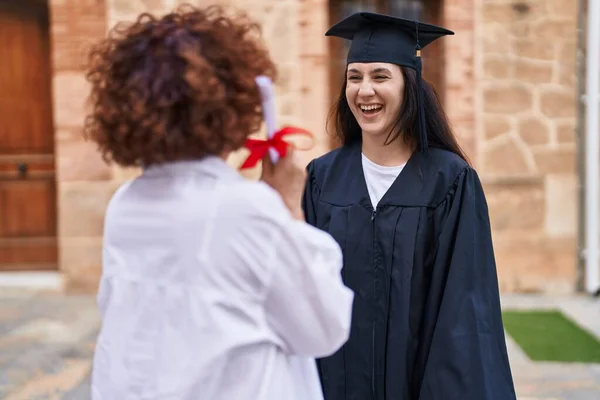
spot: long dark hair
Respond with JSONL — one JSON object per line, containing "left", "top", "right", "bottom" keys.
{"left": 327, "top": 66, "right": 470, "bottom": 165}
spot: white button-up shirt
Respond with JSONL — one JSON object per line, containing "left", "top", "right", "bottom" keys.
{"left": 91, "top": 156, "right": 354, "bottom": 400}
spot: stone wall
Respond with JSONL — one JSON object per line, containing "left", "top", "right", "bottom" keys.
{"left": 50, "top": 0, "right": 314, "bottom": 291}
{"left": 477, "top": 0, "right": 579, "bottom": 293}
{"left": 50, "top": 0, "right": 113, "bottom": 293}
{"left": 48, "top": 0, "right": 581, "bottom": 294}
{"left": 444, "top": 0, "right": 476, "bottom": 162}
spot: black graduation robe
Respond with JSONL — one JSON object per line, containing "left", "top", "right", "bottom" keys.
{"left": 302, "top": 142, "right": 516, "bottom": 400}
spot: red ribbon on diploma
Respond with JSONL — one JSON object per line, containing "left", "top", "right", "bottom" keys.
{"left": 240, "top": 126, "right": 313, "bottom": 170}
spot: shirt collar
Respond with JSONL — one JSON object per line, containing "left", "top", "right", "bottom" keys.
{"left": 141, "top": 156, "right": 242, "bottom": 182}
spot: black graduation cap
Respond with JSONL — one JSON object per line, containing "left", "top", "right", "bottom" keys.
{"left": 326, "top": 12, "right": 454, "bottom": 152}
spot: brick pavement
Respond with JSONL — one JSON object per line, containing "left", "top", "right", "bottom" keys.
{"left": 0, "top": 289, "right": 98, "bottom": 400}
{"left": 0, "top": 290, "right": 599, "bottom": 399}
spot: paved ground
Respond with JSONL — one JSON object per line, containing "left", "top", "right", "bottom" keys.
{"left": 0, "top": 288, "right": 98, "bottom": 400}
{"left": 502, "top": 294, "right": 600, "bottom": 399}
{"left": 0, "top": 289, "right": 598, "bottom": 399}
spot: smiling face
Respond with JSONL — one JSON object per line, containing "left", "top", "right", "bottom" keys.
{"left": 345, "top": 62, "right": 405, "bottom": 140}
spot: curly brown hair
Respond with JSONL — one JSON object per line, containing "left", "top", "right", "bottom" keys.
{"left": 84, "top": 4, "right": 277, "bottom": 167}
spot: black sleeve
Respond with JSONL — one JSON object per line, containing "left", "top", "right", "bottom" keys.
{"left": 418, "top": 168, "right": 516, "bottom": 400}
{"left": 302, "top": 160, "right": 320, "bottom": 227}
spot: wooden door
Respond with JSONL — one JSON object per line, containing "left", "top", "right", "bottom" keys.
{"left": 0, "top": 0, "right": 57, "bottom": 271}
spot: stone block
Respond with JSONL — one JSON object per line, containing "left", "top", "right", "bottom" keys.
{"left": 548, "top": 0, "right": 578, "bottom": 17}
{"left": 53, "top": 72, "right": 90, "bottom": 128}
{"left": 557, "top": 122, "right": 576, "bottom": 143}
{"left": 278, "top": 92, "right": 300, "bottom": 117}
{"left": 510, "top": 21, "right": 530, "bottom": 38}
{"left": 245, "top": 2, "right": 276, "bottom": 25}
{"left": 50, "top": 0, "right": 107, "bottom": 72}
{"left": 533, "top": 146, "right": 576, "bottom": 174}
{"left": 557, "top": 41, "right": 578, "bottom": 86}
{"left": 445, "top": 3, "right": 473, "bottom": 21}
{"left": 482, "top": 24, "right": 512, "bottom": 55}
{"left": 59, "top": 238, "right": 103, "bottom": 294}
{"left": 558, "top": 41, "right": 577, "bottom": 68}
{"left": 444, "top": 84, "right": 474, "bottom": 121}
{"left": 260, "top": 2, "right": 299, "bottom": 66}
{"left": 518, "top": 116, "right": 550, "bottom": 146}
{"left": 68, "top": 17, "right": 107, "bottom": 40}
{"left": 273, "top": 63, "right": 291, "bottom": 96}
{"left": 514, "top": 59, "right": 553, "bottom": 84}
{"left": 483, "top": 1, "right": 548, "bottom": 25}
{"left": 515, "top": 0, "right": 549, "bottom": 16}
{"left": 110, "top": 0, "right": 168, "bottom": 19}
{"left": 447, "top": 116, "right": 475, "bottom": 157}
{"left": 482, "top": 3, "right": 517, "bottom": 24}
{"left": 514, "top": 39, "right": 555, "bottom": 61}
{"left": 56, "top": 132, "right": 112, "bottom": 181}
{"left": 107, "top": 0, "right": 188, "bottom": 27}
{"left": 70, "top": 0, "right": 111, "bottom": 15}
{"left": 540, "top": 88, "right": 576, "bottom": 118}
{"left": 557, "top": 62, "right": 577, "bottom": 87}
{"left": 51, "top": 37, "right": 96, "bottom": 72}
{"left": 456, "top": 132, "right": 477, "bottom": 165}
{"left": 58, "top": 182, "right": 121, "bottom": 238}
{"left": 299, "top": 0, "right": 328, "bottom": 56}
{"left": 50, "top": 0, "right": 107, "bottom": 37}
{"left": 483, "top": 136, "right": 533, "bottom": 175}
{"left": 483, "top": 84, "right": 533, "bottom": 113}
{"left": 533, "top": 19, "right": 577, "bottom": 41}
{"left": 484, "top": 115, "right": 512, "bottom": 140}
{"left": 485, "top": 180, "right": 545, "bottom": 231}
{"left": 299, "top": 56, "right": 331, "bottom": 158}
{"left": 545, "top": 174, "right": 577, "bottom": 237}
{"left": 275, "top": 63, "right": 302, "bottom": 104}
{"left": 493, "top": 233, "right": 577, "bottom": 293}
{"left": 446, "top": 78, "right": 473, "bottom": 114}
{"left": 443, "top": 30, "right": 474, "bottom": 102}
{"left": 483, "top": 56, "right": 512, "bottom": 79}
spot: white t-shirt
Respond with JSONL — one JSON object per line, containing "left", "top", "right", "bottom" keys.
{"left": 361, "top": 153, "right": 406, "bottom": 208}
{"left": 91, "top": 157, "right": 354, "bottom": 400}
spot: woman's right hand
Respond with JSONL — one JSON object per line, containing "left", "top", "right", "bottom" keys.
{"left": 260, "top": 148, "right": 306, "bottom": 221}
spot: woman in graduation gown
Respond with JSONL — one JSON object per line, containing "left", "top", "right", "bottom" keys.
{"left": 302, "top": 12, "right": 516, "bottom": 400}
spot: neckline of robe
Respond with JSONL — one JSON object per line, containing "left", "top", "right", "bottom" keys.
{"left": 316, "top": 141, "right": 469, "bottom": 209}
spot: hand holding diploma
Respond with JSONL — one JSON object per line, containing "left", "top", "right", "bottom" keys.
{"left": 240, "top": 76, "right": 313, "bottom": 169}
{"left": 243, "top": 76, "right": 311, "bottom": 220}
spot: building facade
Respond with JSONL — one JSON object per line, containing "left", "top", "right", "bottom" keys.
{"left": 0, "top": 0, "right": 580, "bottom": 293}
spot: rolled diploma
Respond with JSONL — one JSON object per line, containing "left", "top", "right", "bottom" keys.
{"left": 255, "top": 76, "right": 279, "bottom": 163}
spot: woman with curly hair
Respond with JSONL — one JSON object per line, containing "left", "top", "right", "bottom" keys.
{"left": 86, "top": 5, "right": 353, "bottom": 400}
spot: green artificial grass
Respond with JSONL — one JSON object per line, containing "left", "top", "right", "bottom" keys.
{"left": 502, "top": 309, "right": 600, "bottom": 363}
